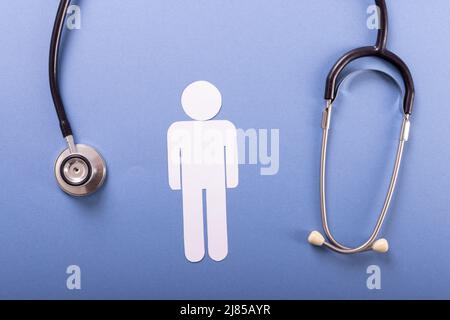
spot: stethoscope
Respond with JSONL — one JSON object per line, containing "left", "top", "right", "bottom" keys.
{"left": 308, "top": 0, "right": 415, "bottom": 254}
{"left": 49, "top": 0, "right": 106, "bottom": 197}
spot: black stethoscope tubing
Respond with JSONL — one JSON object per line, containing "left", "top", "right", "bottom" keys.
{"left": 325, "top": 0, "right": 415, "bottom": 115}
{"left": 49, "top": 0, "right": 73, "bottom": 139}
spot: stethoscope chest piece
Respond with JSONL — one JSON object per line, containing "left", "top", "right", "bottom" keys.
{"left": 55, "top": 144, "right": 106, "bottom": 197}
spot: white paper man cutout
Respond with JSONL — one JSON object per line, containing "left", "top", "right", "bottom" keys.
{"left": 167, "top": 81, "right": 239, "bottom": 262}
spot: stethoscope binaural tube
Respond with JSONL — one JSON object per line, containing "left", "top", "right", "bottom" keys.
{"left": 308, "top": 0, "right": 415, "bottom": 254}
{"left": 50, "top": 0, "right": 106, "bottom": 196}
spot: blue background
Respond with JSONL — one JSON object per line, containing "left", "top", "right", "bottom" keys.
{"left": 0, "top": 0, "right": 449, "bottom": 299}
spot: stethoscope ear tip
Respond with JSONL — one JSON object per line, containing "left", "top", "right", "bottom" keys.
{"left": 308, "top": 231, "right": 325, "bottom": 247}
{"left": 372, "top": 238, "right": 389, "bottom": 253}
{"left": 308, "top": 231, "right": 389, "bottom": 254}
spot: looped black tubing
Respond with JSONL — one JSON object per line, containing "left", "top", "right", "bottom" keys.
{"left": 49, "top": 0, "right": 73, "bottom": 138}
{"left": 324, "top": 0, "right": 415, "bottom": 115}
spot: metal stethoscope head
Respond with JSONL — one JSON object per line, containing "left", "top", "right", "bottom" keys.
{"left": 308, "top": 0, "right": 415, "bottom": 254}
{"left": 50, "top": 0, "right": 106, "bottom": 197}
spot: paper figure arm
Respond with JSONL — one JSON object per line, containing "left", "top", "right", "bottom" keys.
{"left": 224, "top": 121, "right": 239, "bottom": 188}
{"left": 167, "top": 124, "right": 182, "bottom": 190}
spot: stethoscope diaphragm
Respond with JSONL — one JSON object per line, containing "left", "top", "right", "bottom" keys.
{"left": 55, "top": 144, "right": 106, "bottom": 197}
